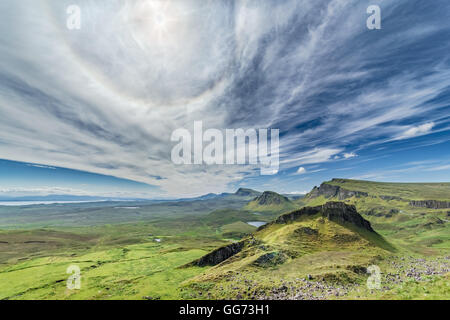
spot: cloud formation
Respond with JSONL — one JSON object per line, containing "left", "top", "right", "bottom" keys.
{"left": 0, "top": 0, "right": 449, "bottom": 196}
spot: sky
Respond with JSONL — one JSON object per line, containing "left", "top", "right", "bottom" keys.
{"left": 0, "top": 0, "right": 450, "bottom": 198}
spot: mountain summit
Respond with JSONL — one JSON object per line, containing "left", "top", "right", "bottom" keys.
{"left": 253, "top": 191, "right": 290, "bottom": 205}
{"left": 245, "top": 191, "right": 296, "bottom": 213}
{"left": 185, "top": 202, "right": 392, "bottom": 299}
{"left": 234, "top": 188, "right": 261, "bottom": 197}
{"left": 189, "top": 201, "right": 387, "bottom": 267}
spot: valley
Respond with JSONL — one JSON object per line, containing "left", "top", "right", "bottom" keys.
{"left": 0, "top": 180, "right": 448, "bottom": 300}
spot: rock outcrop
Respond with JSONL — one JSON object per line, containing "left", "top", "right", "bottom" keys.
{"left": 307, "top": 183, "right": 368, "bottom": 200}
{"left": 409, "top": 200, "right": 450, "bottom": 209}
{"left": 188, "top": 241, "right": 245, "bottom": 267}
{"left": 266, "top": 202, "right": 374, "bottom": 232}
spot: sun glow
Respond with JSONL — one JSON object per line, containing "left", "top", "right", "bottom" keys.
{"left": 123, "top": 0, "right": 191, "bottom": 49}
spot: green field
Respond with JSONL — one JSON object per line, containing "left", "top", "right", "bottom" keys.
{"left": 0, "top": 181, "right": 449, "bottom": 300}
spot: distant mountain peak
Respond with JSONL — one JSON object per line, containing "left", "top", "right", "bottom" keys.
{"left": 235, "top": 188, "right": 261, "bottom": 197}
{"left": 253, "top": 191, "right": 290, "bottom": 206}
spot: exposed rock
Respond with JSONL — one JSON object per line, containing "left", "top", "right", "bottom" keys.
{"left": 321, "top": 202, "right": 374, "bottom": 232}
{"left": 307, "top": 183, "right": 368, "bottom": 200}
{"left": 347, "top": 265, "right": 367, "bottom": 274}
{"left": 380, "top": 195, "right": 404, "bottom": 201}
{"left": 409, "top": 200, "right": 450, "bottom": 209}
{"left": 294, "top": 227, "right": 319, "bottom": 236}
{"left": 268, "top": 202, "right": 375, "bottom": 232}
{"left": 422, "top": 217, "right": 445, "bottom": 228}
{"left": 253, "top": 251, "right": 287, "bottom": 267}
{"left": 188, "top": 241, "right": 245, "bottom": 267}
{"left": 332, "top": 233, "right": 360, "bottom": 243}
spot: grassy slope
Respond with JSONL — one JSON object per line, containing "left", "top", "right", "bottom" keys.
{"left": 1, "top": 180, "right": 449, "bottom": 300}
{"left": 301, "top": 180, "right": 450, "bottom": 257}
{"left": 325, "top": 179, "right": 450, "bottom": 200}
{"left": 0, "top": 242, "right": 208, "bottom": 300}
{"left": 183, "top": 214, "right": 391, "bottom": 299}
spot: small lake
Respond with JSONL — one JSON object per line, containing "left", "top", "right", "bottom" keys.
{"left": 247, "top": 221, "right": 267, "bottom": 228}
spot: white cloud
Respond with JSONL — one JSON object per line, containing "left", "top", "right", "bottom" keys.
{"left": 296, "top": 167, "right": 306, "bottom": 175}
{"left": 343, "top": 152, "right": 357, "bottom": 159}
{"left": 396, "top": 122, "right": 435, "bottom": 140}
{"left": 282, "top": 148, "right": 342, "bottom": 167}
{"left": 0, "top": 1, "right": 449, "bottom": 197}
{"left": 26, "top": 164, "right": 57, "bottom": 170}
{"left": 285, "top": 190, "right": 309, "bottom": 195}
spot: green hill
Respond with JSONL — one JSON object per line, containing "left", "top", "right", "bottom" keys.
{"left": 301, "top": 179, "right": 450, "bottom": 256}
{"left": 184, "top": 202, "right": 393, "bottom": 299}
{"left": 234, "top": 188, "right": 261, "bottom": 198}
{"left": 244, "top": 191, "right": 298, "bottom": 213}
{"left": 307, "top": 178, "right": 450, "bottom": 202}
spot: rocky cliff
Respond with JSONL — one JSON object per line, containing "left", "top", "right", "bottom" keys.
{"left": 409, "top": 200, "right": 450, "bottom": 209}
{"left": 187, "top": 241, "right": 245, "bottom": 267}
{"left": 307, "top": 182, "right": 368, "bottom": 200}
{"left": 268, "top": 202, "right": 374, "bottom": 232}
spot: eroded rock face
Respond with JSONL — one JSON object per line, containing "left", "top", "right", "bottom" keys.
{"left": 252, "top": 252, "right": 287, "bottom": 267}
{"left": 270, "top": 202, "right": 374, "bottom": 233}
{"left": 307, "top": 183, "right": 368, "bottom": 200}
{"left": 190, "top": 241, "right": 245, "bottom": 267}
{"left": 273, "top": 206, "right": 321, "bottom": 224}
{"left": 409, "top": 200, "right": 450, "bottom": 209}
{"left": 321, "top": 202, "right": 374, "bottom": 232}
{"left": 294, "top": 227, "right": 319, "bottom": 236}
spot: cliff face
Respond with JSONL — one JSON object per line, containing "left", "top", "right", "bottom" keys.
{"left": 409, "top": 200, "right": 450, "bottom": 209}
{"left": 270, "top": 202, "right": 374, "bottom": 232}
{"left": 307, "top": 183, "right": 368, "bottom": 200}
{"left": 188, "top": 241, "right": 245, "bottom": 267}
{"left": 320, "top": 202, "right": 374, "bottom": 232}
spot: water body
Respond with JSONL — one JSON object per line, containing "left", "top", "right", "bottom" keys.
{"left": 0, "top": 200, "right": 106, "bottom": 206}
{"left": 247, "top": 221, "right": 267, "bottom": 228}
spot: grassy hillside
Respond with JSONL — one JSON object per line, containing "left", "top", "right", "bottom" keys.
{"left": 0, "top": 182, "right": 448, "bottom": 300}
{"left": 182, "top": 203, "right": 396, "bottom": 299}
{"left": 244, "top": 191, "right": 298, "bottom": 213}
{"left": 301, "top": 179, "right": 450, "bottom": 257}
{"left": 325, "top": 179, "right": 450, "bottom": 200}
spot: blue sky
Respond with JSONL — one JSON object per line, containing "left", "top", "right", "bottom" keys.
{"left": 0, "top": 0, "right": 449, "bottom": 198}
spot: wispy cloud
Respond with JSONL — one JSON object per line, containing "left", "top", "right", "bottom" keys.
{"left": 343, "top": 153, "right": 358, "bottom": 159}
{"left": 0, "top": 0, "right": 449, "bottom": 196}
{"left": 395, "top": 122, "right": 435, "bottom": 140}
